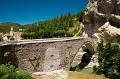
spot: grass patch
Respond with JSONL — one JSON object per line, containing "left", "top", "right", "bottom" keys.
{"left": 80, "top": 68, "right": 93, "bottom": 74}
{"left": 68, "top": 71, "right": 107, "bottom": 79}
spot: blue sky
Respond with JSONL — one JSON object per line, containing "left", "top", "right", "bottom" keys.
{"left": 0, "top": 0, "right": 88, "bottom": 24}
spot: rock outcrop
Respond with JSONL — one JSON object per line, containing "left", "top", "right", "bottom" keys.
{"left": 99, "top": 22, "right": 120, "bottom": 43}
{"left": 83, "top": 0, "right": 120, "bottom": 42}
{"left": 86, "top": 0, "right": 120, "bottom": 15}
{"left": 97, "top": 0, "right": 120, "bottom": 15}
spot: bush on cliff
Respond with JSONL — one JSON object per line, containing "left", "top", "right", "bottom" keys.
{"left": 0, "top": 64, "right": 34, "bottom": 79}
{"left": 94, "top": 39, "right": 120, "bottom": 79}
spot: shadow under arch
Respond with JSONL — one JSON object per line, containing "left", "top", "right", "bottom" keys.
{"left": 0, "top": 45, "right": 19, "bottom": 67}
{"left": 70, "top": 41, "right": 96, "bottom": 71}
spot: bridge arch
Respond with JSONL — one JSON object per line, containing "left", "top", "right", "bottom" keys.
{"left": 70, "top": 39, "right": 97, "bottom": 71}
{"left": 81, "top": 41, "right": 96, "bottom": 54}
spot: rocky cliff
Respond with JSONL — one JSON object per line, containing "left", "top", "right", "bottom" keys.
{"left": 86, "top": 0, "right": 120, "bottom": 15}
{"left": 97, "top": 0, "right": 120, "bottom": 15}
{"left": 83, "top": 0, "right": 120, "bottom": 42}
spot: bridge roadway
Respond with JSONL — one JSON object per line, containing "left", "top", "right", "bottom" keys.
{"left": 0, "top": 37, "right": 97, "bottom": 72}
{"left": 0, "top": 37, "right": 92, "bottom": 45}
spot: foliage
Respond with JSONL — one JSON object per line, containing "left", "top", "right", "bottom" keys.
{"left": 25, "top": 13, "right": 74, "bottom": 30}
{"left": 21, "top": 26, "right": 74, "bottom": 39}
{"left": 0, "top": 64, "right": 34, "bottom": 79}
{"left": 53, "top": 30, "right": 66, "bottom": 37}
{"left": 22, "top": 13, "right": 75, "bottom": 39}
{"left": 76, "top": 12, "right": 85, "bottom": 22}
{"left": 72, "top": 27, "right": 82, "bottom": 36}
{"left": 21, "top": 12, "right": 86, "bottom": 39}
{"left": 0, "top": 12, "right": 84, "bottom": 39}
{"left": 0, "top": 35, "right": 3, "bottom": 41}
{"left": 94, "top": 39, "right": 120, "bottom": 79}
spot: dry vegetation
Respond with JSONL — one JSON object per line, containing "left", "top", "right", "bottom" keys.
{"left": 68, "top": 71, "right": 107, "bottom": 79}
{"left": 34, "top": 70, "right": 107, "bottom": 79}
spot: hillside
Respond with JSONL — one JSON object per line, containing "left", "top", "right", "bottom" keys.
{"left": 0, "top": 22, "right": 23, "bottom": 33}
{"left": 0, "top": 12, "right": 84, "bottom": 39}
{"left": 21, "top": 12, "right": 84, "bottom": 39}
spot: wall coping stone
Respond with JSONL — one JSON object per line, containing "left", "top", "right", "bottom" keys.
{"left": 0, "top": 37, "right": 90, "bottom": 46}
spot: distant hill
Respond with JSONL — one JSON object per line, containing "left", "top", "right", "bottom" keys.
{"left": 24, "top": 13, "right": 74, "bottom": 31}
{"left": 0, "top": 22, "right": 23, "bottom": 33}
{"left": 21, "top": 12, "right": 84, "bottom": 39}
{"left": 0, "top": 12, "right": 84, "bottom": 39}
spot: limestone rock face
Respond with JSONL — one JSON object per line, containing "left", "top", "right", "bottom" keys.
{"left": 86, "top": 0, "right": 120, "bottom": 15}
{"left": 98, "top": 22, "right": 120, "bottom": 43}
{"left": 99, "top": 22, "right": 120, "bottom": 36}
{"left": 97, "top": 0, "right": 120, "bottom": 15}
{"left": 83, "top": 0, "right": 120, "bottom": 42}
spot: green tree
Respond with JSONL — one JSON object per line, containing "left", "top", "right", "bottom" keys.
{"left": 94, "top": 39, "right": 120, "bottom": 79}
{"left": 76, "top": 12, "right": 84, "bottom": 22}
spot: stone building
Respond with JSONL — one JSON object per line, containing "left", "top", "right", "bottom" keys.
{"left": 2, "top": 26, "right": 22, "bottom": 41}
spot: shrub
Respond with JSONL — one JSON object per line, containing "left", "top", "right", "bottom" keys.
{"left": 53, "top": 30, "right": 66, "bottom": 37}
{"left": 65, "top": 32, "right": 74, "bottom": 37}
{"left": 76, "top": 12, "right": 84, "bottom": 22}
{"left": 94, "top": 39, "right": 120, "bottom": 79}
{"left": 0, "top": 35, "right": 3, "bottom": 41}
{"left": 21, "top": 32, "right": 30, "bottom": 39}
{"left": 0, "top": 64, "right": 34, "bottom": 79}
{"left": 21, "top": 24, "right": 75, "bottom": 39}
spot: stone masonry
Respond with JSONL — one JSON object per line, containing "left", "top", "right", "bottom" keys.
{"left": 0, "top": 37, "right": 97, "bottom": 72}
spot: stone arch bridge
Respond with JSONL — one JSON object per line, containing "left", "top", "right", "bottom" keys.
{"left": 0, "top": 37, "right": 97, "bottom": 72}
